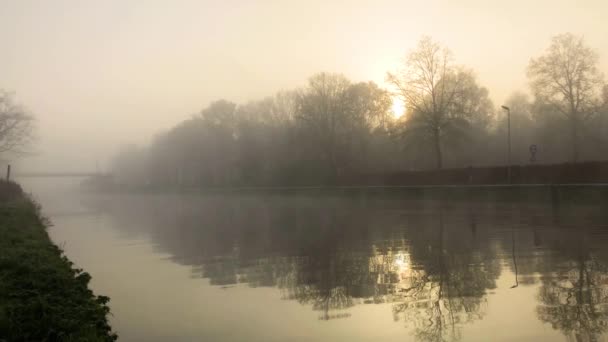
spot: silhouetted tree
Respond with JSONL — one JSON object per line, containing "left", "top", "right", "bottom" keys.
{"left": 0, "top": 91, "right": 34, "bottom": 155}
{"left": 296, "top": 73, "right": 393, "bottom": 180}
{"left": 109, "top": 31, "right": 608, "bottom": 187}
{"left": 388, "top": 37, "right": 493, "bottom": 169}
{"left": 295, "top": 73, "right": 351, "bottom": 179}
{"left": 528, "top": 33, "right": 606, "bottom": 162}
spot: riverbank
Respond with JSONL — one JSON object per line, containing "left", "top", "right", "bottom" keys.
{"left": 0, "top": 180, "right": 116, "bottom": 341}
{"left": 82, "top": 160, "right": 608, "bottom": 194}
{"left": 84, "top": 181, "right": 608, "bottom": 208}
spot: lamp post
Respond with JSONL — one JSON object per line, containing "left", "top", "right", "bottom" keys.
{"left": 501, "top": 105, "right": 511, "bottom": 184}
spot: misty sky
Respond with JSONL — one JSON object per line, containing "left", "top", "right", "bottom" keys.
{"left": 1, "top": 0, "right": 607, "bottom": 171}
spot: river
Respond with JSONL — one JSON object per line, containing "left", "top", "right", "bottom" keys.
{"left": 17, "top": 177, "right": 608, "bottom": 341}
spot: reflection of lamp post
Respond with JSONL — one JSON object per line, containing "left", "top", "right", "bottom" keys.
{"left": 501, "top": 105, "right": 511, "bottom": 184}
{"left": 510, "top": 229, "right": 519, "bottom": 289}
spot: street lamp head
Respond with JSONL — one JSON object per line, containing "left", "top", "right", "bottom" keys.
{"left": 501, "top": 105, "right": 510, "bottom": 111}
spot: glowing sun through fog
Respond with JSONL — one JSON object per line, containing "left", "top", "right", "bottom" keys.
{"left": 391, "top": 97, "right": 405, "bottom": 118}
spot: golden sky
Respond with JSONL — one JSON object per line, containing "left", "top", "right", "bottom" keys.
{"left": 1, "top": 0, "right": 607, "bottom": 170}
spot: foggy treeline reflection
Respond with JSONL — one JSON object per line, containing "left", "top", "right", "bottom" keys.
{"left": 87, "top": 194, "right": 608, "bottom": 341}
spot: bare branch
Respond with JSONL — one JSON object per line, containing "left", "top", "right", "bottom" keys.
{"left": 0, "top": 91, "right": 35, "bottom": 156}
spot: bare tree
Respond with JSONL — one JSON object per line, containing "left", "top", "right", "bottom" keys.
{"left": 527, "top": 33, "right": 605, "bottom": 162}
{"left": 271, "top": 90, "right": 298, "bottom": 126}
{"left": 295, "top": 73, "right": 352, "bottom": 178}
{"left": 345, "top": 81, "right": 392, "bottom": 130}
{"left": 296, "top": 73, "right": 393, "bottom": 178}
{"left": 0, "top": 91, "right": 34, "bottom": 155}
{"left": 387, "top": 37, "right": 491, "bottom": 169}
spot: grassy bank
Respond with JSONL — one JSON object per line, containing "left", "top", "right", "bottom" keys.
{"left": 0, "top": 181, "right": 116, "bottom": 341}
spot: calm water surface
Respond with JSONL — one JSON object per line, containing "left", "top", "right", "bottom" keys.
{"left": 18, "top": 178, "right": 608, "bottom": 341}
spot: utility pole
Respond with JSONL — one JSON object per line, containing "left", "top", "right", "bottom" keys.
{"left": 502, "top": 105, "right": 511, "bottom": 184}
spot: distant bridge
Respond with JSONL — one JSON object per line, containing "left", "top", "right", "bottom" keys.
{"left": 14, "top": 172, "right": 112, "bottom": 178}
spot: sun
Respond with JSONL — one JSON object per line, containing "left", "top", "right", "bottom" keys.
{"left": 391, "top": 96, "right": 405, "bottom": 118}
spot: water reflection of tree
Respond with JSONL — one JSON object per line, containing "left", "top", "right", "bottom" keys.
{"left": 390, "top": 209, "right": 500, "bottom": 342}
{"left": 95, "top": 195, "right": 502, "bottom": 340}
{"left": 536, "top": 233, "right": 608, "bottom": 342}
{"left": 282, "top": 256, "right": 357, "bottom": 321}
{"left": 254, "top": 209, "right": 378, "bottom": 321}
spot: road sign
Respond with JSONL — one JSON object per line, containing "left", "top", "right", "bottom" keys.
{"left": 529, "top": 144, "right": 538, "bottom": 163}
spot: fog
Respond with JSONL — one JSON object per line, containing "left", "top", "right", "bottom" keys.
{"left": 4, "top": 3, "right": 608, "bottom": 339}
{"left": 1, "top": 0, "right": 607, "bottom": 172}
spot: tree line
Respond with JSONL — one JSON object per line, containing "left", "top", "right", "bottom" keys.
{"left": 112, "top": 33, "right": 608, "bottom": 187}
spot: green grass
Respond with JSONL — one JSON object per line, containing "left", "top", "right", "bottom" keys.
{"left": 0, "top": 183, "right": 117, "bottom": 341}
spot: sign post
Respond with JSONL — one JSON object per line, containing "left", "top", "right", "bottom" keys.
{"left": 529, "top": 145, "right": 537, "bottom": 164}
